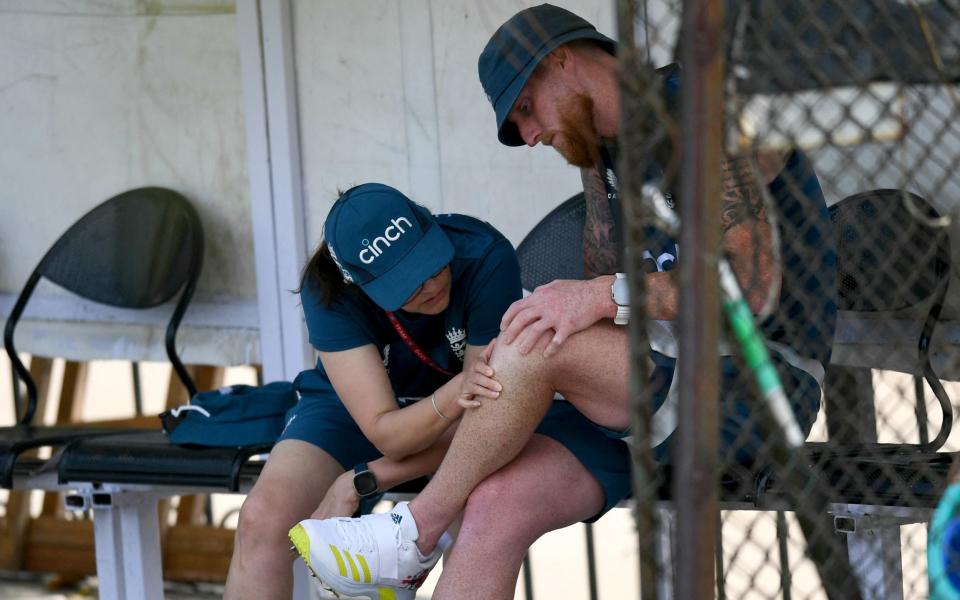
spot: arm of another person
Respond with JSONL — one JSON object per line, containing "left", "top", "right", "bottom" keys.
{"left": 321, "top": 346, "right": 465, "bottom": 462}
{"left": 501, "top": 157, "right": 780, "bottom": 356}
{"left": 311, "top": 422, "right": 459, "bottom": 519}
{"left": 312, "top": 344, "right": 494, "bottom": 518}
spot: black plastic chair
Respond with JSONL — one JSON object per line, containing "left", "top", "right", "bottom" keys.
{"left": 824, "top": 188, "right": 952, "bottom": 453}
{"left": 515, "top": 193, "right": 586, "bottom": 291}
{"left": 514, "top": 188, "right": 954, "bottom": 482}
{"left": 1, "top": 187, "right": 203, "bottom": 488}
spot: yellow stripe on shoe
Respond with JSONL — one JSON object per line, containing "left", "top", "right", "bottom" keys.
{"left": 378, "top": 588, "right": 397, "bottom": 600}
{"left": 328, "top": 544, "right": 348, "bottom": 578}
{"left": 343, "top": 551, "right": 361, "bottom": 582}
{"left": 356, "top": 553, "right": 372, "bottom": 583}
{"left": 288, "top": 524, "right": 311, "bottom": 567}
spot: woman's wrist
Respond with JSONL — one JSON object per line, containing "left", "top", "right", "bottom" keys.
{"left": 438, "top": 378, "right": 465, "bottom": 420}
{"left": 431, "top": 393, "right": 452, "bottom": 420}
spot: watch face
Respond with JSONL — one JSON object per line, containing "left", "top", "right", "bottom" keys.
{"left": 613, "top": 277, "right": 630, "bottom": 306}
{"left": 354, "top": 470, "right": 379, "bottom": 497}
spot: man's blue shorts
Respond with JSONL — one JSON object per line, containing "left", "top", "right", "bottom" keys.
{"left": 277, "top": 393, "right": 632, "bottom": 523}
{"left": 593, "top": 350, "right": 822, "bottom": 464}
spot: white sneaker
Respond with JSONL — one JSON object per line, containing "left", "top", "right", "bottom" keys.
{"left": 289, "top": 502, "right": 446, "bottom": 599}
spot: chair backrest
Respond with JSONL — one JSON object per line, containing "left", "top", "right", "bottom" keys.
{"left": 515, "top": 193, "right": 587, "bottom": 291}
{"left": 4, "top": 187, "right": 204, "bottom": 425}
{"left": 829, "top": 188, "right": 950, "bottom": 313}
{"left": 829, "top": 188, "right": 952, "bottom": 450}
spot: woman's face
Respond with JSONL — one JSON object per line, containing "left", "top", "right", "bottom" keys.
{"left": 400, "top": 266, "right": 452, "bottom": 315}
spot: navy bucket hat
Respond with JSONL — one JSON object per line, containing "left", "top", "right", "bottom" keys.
{"left": 478, "top": 4, "right": 615, "bottom": 147}
{"left": 324, "top": 183, "right": 454, "bottom": 311}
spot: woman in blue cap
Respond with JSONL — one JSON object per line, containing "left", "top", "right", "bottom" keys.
{"left": 223, "top": 183, "right": 519, "bottom": 599}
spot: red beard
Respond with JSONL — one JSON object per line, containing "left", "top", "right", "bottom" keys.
{"left": 545, "top": 93, "right": 601, "bottom": 169}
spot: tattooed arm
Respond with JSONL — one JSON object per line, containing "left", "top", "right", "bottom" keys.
{"left": 580, "top": 166, "right": 679, "bottom": 322}
{"left": 499, "top": 153, "right": 785, "bottom": 357}
{"left": 581, "top": 167, "right": 619, "bottom": 278}
{"left": 720, "top": 152, "right": 782, "bottom": 314}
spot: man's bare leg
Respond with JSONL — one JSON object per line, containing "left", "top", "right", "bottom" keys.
{"left": 410, "top": 322, "right": 629, "bottom": 553}
{"left": 433, "top": 434, "right": 605, "bottom": 599}
{"left": 224, "top": 440, "right": 343, "bottom": 600}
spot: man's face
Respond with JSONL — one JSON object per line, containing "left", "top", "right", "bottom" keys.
{"left": 508, "top": 67, "right": 600, "bottom": 168}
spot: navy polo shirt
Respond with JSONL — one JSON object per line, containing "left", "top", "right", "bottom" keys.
{"left": 293, "top": 214, "right": 521, "bottom": 401}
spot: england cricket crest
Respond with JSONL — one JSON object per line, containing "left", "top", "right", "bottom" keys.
{"left": 446, "top": 327, "right": 466, "bottom": 362}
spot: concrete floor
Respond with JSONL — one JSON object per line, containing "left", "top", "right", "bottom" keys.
{"left": 0, "top": 572, "right": 224, "bottom": 599}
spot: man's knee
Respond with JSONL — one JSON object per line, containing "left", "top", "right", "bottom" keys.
{"left": 463, "top": 474, "right": 538, "bottom": 544}
{"left": 464, "top": 473, "right": 510, "bottom": 517}
{"left": 490, "top": 322, "right": 622, "bottom": 385}
{"left": 484, "top": 339, "right": 553, "bottom": 399}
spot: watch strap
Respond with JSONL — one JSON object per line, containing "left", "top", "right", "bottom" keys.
{"left": 612, "top": 274, "right": 630, "bottom": 325}
{"left": 352, "top": 463, "right": 380, "bottom": 497}
{"left": 614, "top": 304, "right": 630, "bottom": 325}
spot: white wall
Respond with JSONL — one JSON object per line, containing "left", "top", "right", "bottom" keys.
{"left": 292, "top": 0, "right": 614, "bottom": 248}
{"left": 0, "top": 0, "right": 258, "bottom": 365}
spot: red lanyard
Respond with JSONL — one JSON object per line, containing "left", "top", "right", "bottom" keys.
{"left": 385, "top": 311, "right": 455, "bottom": 377}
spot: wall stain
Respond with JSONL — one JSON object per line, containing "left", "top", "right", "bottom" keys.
{"left": 138, "top": 0, "right": 235, "bottom": 17}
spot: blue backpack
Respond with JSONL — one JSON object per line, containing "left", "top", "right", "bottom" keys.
{"left": 160, "top": 381, "right": 298, "bottom": 447}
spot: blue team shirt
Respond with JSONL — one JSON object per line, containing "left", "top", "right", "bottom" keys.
{"left": 293, "top": 214, "right": 521, "bottom": 401}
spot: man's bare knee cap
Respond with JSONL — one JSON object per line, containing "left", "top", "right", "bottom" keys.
{"left": 489, "top": 338, "right": 551, "bottom": 379}
{"left": 464, "top": 474, "right": 517, "bottom": 518}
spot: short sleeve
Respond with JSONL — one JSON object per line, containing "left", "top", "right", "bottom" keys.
{"left": 300, "top": 284, "right": 379, "bottom": 352}
{"left": 464, "top": 239, "right": 522, "bottom": 346}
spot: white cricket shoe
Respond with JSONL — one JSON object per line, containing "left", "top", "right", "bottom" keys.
{"left": 289, "top": 501, "right": 446, "bottom": 600}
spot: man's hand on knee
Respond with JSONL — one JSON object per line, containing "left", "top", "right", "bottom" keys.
{"left": 500, "top": 277, "right": 617, "bottom": 357}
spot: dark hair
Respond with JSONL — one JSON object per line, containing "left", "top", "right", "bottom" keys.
{"left": 296, "top": 187, "right": 365, "bottom": 306}
{"left": 298, "top": 241, "right": 358, "bottom": 306}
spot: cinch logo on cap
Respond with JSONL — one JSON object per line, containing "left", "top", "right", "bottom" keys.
{"left": 358, "top": 216, "right": 413, "bottom": 264}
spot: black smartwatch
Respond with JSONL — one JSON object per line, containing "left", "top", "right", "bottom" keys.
{"left": 352, "top": 463, "right": 380, "bottom": 498}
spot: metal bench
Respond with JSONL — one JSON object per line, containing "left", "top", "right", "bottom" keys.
{"left": 7, "top": 187, "right": 958, "bottom": 599}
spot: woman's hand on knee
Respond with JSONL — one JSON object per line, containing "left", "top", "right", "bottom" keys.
{"left": 311, "top": 470, "right": 359, "bottom": 519}
{"left": 457, "top": 341, "right": 502, "bottom": 409}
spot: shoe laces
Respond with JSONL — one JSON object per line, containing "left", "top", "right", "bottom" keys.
{"left": 334, "top": 517, "right": 378, "bottom": 554}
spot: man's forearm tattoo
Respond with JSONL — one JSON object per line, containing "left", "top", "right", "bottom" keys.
{"left": 720, "top": 156, "right": 766, "bottom": 233}
{"left": 581, "top": 168, "right": 618, "bottom": 277}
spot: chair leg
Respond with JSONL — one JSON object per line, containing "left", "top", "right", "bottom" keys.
{"left": 776, "top": 510, "right": 792, "bottom": 600}
{"left": 0, "top": 356, "right": 55, "bottom": 569}
{"left": 42, "top": 361, "right": 89, "bottom": 517}
{"left": 131, "top": 362, "right": 144, "bottom": 417}
{"left": 0, "top": 490, "right": 33, "bottom": 570}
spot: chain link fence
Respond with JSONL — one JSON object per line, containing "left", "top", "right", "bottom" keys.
{"left": 616, "top": 0, "right": 960, "bottom": 598}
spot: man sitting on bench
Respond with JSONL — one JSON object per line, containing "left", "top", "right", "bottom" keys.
{"left": 291, "top": 5, "right": 838, "bottom": 599}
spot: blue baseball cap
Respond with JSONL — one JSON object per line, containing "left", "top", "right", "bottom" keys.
{"left": 324, "top": 183, "right": 454, "bottom": 311}
{"left": 478, "top": 4, "right": 615, "bottom": 147}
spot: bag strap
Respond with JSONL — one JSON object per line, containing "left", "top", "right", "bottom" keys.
{"left": 385, "top": 311, "right": 454, "bottom": 377}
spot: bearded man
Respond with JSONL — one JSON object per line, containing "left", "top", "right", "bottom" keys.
{"left": 292, "top": 5, "right": 836, "bottom": 599}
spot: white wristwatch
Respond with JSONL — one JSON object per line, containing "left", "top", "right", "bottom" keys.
{"left": 611, "top": 273, "right": 630, "bottom": 325}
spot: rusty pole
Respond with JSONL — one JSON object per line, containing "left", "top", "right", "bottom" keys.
{"left": 675, "top": 0, "right": 724, "bottom": 598}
